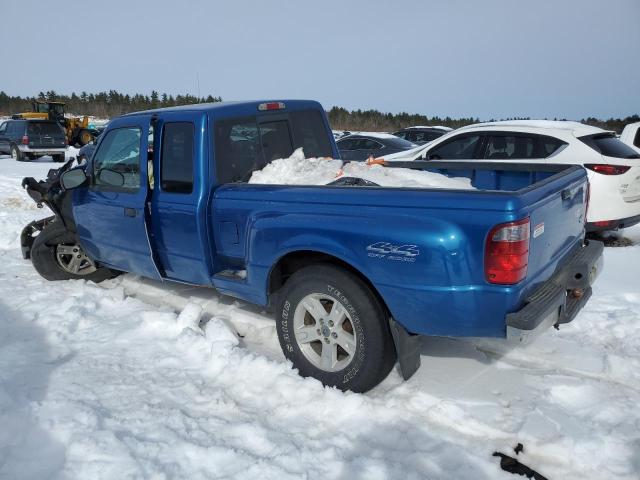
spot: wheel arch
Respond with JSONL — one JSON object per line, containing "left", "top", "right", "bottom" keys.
{"left": 267, "top": 249, "right": 391, "bottom": 317}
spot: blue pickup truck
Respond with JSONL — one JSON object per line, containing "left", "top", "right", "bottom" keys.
{"left": 21, "top": 100, "right": 603, "bottom": 392}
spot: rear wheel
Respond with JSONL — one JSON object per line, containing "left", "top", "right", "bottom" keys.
{"left": 31, "top": 221, "right": 119, "bottom": 282}
{"left": 10, "top": 144, "right": 24, "bottom": 161}
{"left": 275, "top": 264, "right": 396, "bottom": 392}
{"left": 52, "top": 153, "right": 65, "bottom": 163}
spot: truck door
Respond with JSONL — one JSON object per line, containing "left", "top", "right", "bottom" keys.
{"left": 148, "top": 111, "right": 211, "bottom": 285}
{"left": 73, "top": 116, "right": 161, "bottom": 280}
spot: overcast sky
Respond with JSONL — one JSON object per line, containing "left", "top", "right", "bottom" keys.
{"left": 1, "top": 0, "right": 638, "bottom": 119}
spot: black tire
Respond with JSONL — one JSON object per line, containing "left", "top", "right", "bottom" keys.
{"left": 276, "top": 264, "right": 396, "bottom": 392}
{"left": 31, "top": 220, "right": 118, "bottom": 282}
{"left": 78, "top": 129, "right": 93, "bottom": 146}
{"left": 10, "top": 144, "right": 24, "bottom": 161}
{"left": 52, "top": 153, "right": 65, "bottom": 163}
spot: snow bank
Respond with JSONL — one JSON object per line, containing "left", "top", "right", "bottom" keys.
{"left": 248, "top": 148, "right": 474, "bottom": 190}
{"left": 1, "top": 154, "right": 639, "bottom": 479}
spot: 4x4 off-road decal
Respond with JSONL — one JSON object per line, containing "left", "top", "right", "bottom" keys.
{"left": 366, "top": 242, "right": 420, "bottom": 263}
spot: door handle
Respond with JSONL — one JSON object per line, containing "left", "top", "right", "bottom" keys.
{"left": 124, "top": 207, "right": 137, "bottom": 217}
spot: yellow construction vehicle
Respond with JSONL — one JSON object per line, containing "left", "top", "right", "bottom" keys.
{"left": 13, "top": 101, "right": 98, "bottom": 146}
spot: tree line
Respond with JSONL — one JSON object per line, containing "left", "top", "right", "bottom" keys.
{"left": 0, "top": 90, "right": 222, "bottom": 119}
{"left": 327, "top": 106, "right": 640, "bottom": 134}
{"left": 0, "top": 91, "right": 637, "bottom": 133}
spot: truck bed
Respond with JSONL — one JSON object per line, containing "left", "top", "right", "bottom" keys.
{"left": 210, "top": 162, "right": 588, "bottom": 338}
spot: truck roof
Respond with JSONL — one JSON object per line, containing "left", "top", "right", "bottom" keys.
{"left": 122, "top": 99, "right": 323, "bottom": 117}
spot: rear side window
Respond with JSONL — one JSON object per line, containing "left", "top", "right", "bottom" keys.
{"left": 27, "top": 122, "right": 63, "bottom": 135}
{"left": 161, "top": 122, "right": 194, "bottom": 193}
{"left": 7, "top": 121, "right": 24, "bottom": 135}
{"left": 484, "top": 135, "right": 535, "bottom": 159}
{"left": 579, "top": 134, "right": 640, "bottom": 159}
{"left": 538, "top": 135, "right": 566, "bottom": 157}
{"left": 385, "top": 136, "right": 416, "bottom": 149}
{"left": 290, "top": 109, "right": 333, "bottom": 158}
{"left": 394, "top": 131, "right": 408, "bottom": 140}
{"left": 407, "top": 130, "right": 445, "bottom": 143}
{"left": 428, "top": 134, "right": 481, "bottom": 159}
{"left": 337, "top": 138, "right": 356, "bottom": 150}
{"left": 352, "top": 138, "right": 383, "bottom": 150}
{"left": 214, "top": 117, "right": 262, "bottom": 184}
{"left": 635, "top": 130, "right": 640, "bottom": 148}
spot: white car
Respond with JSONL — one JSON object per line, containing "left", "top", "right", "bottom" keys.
{"left": 620, "top": 121, "right": 640, "bottom": 153}
{"left": 382, "top": 120, "right": 640, "bottom": 232}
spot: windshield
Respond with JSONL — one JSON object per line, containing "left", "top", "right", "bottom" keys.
{"left": 579, "top": 133, "right": 640, "bottom": 159}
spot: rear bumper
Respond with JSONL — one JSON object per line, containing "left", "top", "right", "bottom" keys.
{"left": 506, "top": 239, "right": 604, "bottom": 343}
{"left": 18, "top": 145, "right": 66, "bottom": 155}
{"left": 586, "top": 214, "right": 640, "bottom": 232}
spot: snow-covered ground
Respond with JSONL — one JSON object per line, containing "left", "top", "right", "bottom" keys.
{"left": 1, "top": 153, "right": 639, "bottom": 479}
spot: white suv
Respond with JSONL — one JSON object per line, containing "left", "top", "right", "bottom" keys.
{"left": 383, "top": 120, "right": 640, "bottom": 232}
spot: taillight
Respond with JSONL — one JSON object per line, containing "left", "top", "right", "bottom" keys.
{"left": 584, "top": 164, "right": 630, "bottom": 175}
{"left": 258, "top": 102, "right": 286, "bottom": 111}
{"left": 22, "top": 135, "right": 29, "bottom": 145}
{"left": 485, "top": 218, "right": 530, "bottom": 285}
{"left": 594, "top": 220, "right": 616, "bottom": 228}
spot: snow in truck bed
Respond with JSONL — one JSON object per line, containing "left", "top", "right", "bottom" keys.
{"left": 0, "top": 152, "right": 639, "bottom": 480}
{"left": 248, "top": 148, "right": 475, "bottom": 189}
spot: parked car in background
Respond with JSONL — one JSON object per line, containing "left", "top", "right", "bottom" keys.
{"left": 620, "top": 121, "right": 640, "bottom": 153}
{"left": 393, "top": 125, "right": 452, "bottom": 145}
{"left": 332, "top": 130, "right": 351, "bottom": 140}
{"left": 337, "top": 133, "right": 417, "bottom": 160}
{"left": 383, "top": 120, "right": 640, "bottom": 232}
{"left": 0, "top": 119, "right": 66, "bottom": 162}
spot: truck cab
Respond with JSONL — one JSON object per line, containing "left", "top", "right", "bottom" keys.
{"left": 72, "top": 100, "right": 337, "bottom": 284}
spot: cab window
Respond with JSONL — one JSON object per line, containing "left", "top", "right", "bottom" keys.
{"left": 214, "top": 117, "right": 262, "bottom": 184}
{"left": 290, "top": 109, "right": 333, "bottom": 158}
{"left": 161, "top": 122, "right": 194, "bottom": 193}
{"left": 260, "top": 120, "right": 293, "bottom": 161}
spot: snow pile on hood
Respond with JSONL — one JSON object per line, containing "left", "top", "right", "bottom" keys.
{"left": 248, "top": 148, "right": 474, "bottom": 190}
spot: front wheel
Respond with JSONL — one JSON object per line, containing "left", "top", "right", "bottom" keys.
{"left": 31, "top": 221, "right": 119, "bottom": 282}
{"left": 276, "top": 264, "right": 396, "bottom": 392}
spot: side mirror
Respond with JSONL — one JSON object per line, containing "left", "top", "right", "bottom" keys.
{"left": 60, "top": 168, "right": 88, "bottom": 190}
{"left": 97, "top": 168, "right": 125, "bottom": 187}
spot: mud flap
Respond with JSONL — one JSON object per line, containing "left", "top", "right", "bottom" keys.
{"left": 388, "top": 318, "right": 421, "bottom": 380}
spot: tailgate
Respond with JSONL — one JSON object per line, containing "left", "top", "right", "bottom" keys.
{"left": 27, "top": 122, "right": 66, "bottom": 148}
{"left": 525, "top": 173, "right": 588, "bottom": 289}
